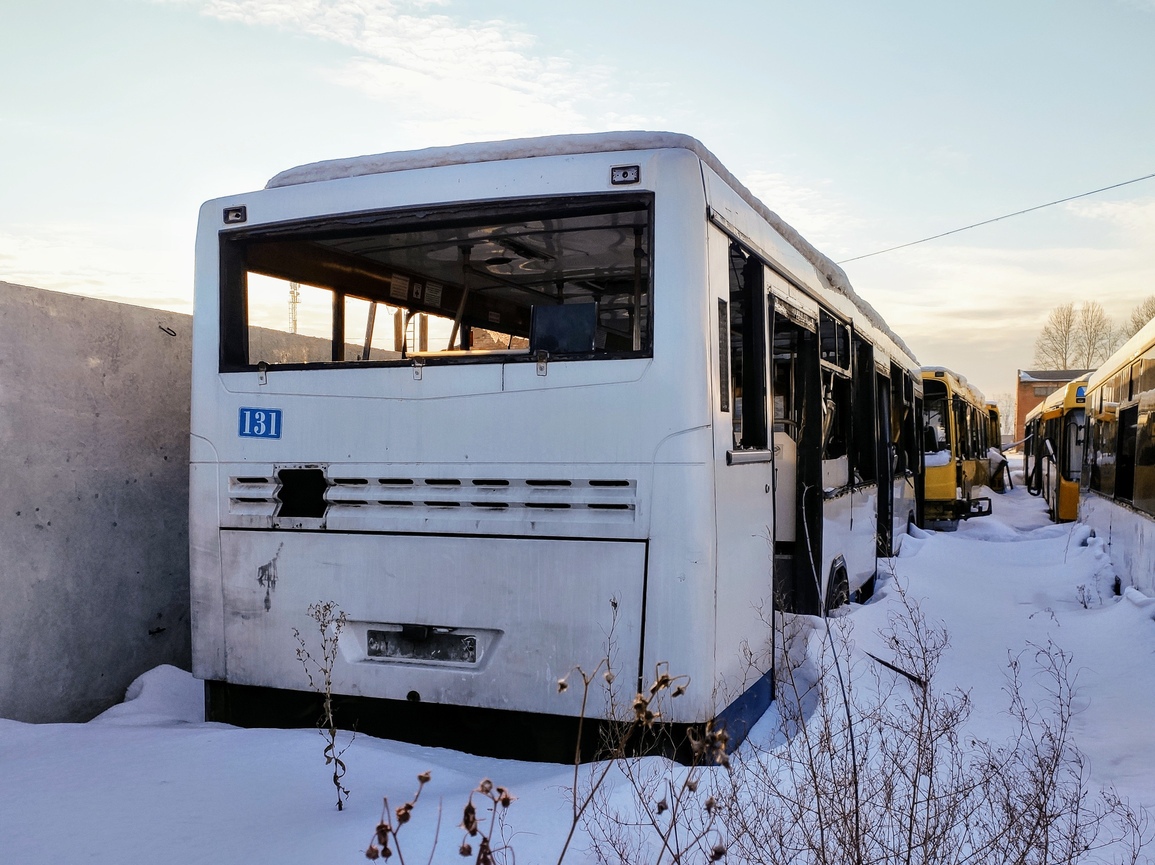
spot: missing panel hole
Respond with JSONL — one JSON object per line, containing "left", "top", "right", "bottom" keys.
{"left": 277, "top": 469, "right": 328, "bottom": 518}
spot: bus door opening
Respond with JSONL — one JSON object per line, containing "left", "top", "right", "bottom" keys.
{"left": 770, "top": 308, "right": 821, "bottom": 615}
{"left": 875, "top": 369, "right": 894, "bottom": 557}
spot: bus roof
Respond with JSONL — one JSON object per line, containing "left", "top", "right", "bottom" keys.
{"left": 265, "top": 131, "right": 915, "bottom": 365}
{"left": 920, "top": 365, "right": 986, "bottom": 405}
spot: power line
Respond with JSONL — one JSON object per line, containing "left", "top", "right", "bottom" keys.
{"left": 837, "top": 171, "right": 1155, "bottom": 264}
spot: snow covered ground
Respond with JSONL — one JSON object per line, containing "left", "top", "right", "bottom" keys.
{"left": 3, "top": 473, "right": 1154, "bottom": 863}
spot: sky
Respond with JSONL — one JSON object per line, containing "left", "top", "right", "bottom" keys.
{"left": 2, "top": 0, "right": 1154, "bottom": 400}
{"left": 4, "top": 474, "right": 1155, "bottom": 863}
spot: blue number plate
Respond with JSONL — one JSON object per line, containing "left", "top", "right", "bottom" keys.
{"left": 238, "top": 407, "right": 283, "bottom": 439}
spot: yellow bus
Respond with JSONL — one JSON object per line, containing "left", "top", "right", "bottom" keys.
{"left": 920, "top": 366, "right": 993, "bottom": 523}
{"left": 984, "top": 399, "right": 1011, "bottom": 491}
{"left": 1024, "top": 376, "right": 1087, "bottom": 522}
{"left": 986, "top": 400, "right": 1002, "bottom": 450}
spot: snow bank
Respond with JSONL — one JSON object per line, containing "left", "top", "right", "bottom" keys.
{"left": 2, "top": 481, "right": 1153, "bottom": 864}
{"left": 90, "top": 664, "right": 203, "bottom": 726}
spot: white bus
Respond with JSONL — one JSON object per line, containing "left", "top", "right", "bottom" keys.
{"left": 1080, "top": 315, "right": 1155, "bottom": 596}
{"left": 190, "top": 132, "right": 923, "bottom": 756}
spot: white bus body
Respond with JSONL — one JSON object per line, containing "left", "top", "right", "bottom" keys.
{"left": 190, "top": 132, "right": 922, "bottom": 753}
{"left": 1080, "top": 316, "right": 1155, "bottom": 596}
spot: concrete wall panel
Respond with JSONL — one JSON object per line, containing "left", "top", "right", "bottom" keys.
{"left": 0, "top": 281, "right": 192, "bottom": 722}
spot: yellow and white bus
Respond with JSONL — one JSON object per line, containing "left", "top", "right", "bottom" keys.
{"left": 985, "top": 400, "right": 1003, "bottom": 451}
{"left": 1024, "top": 376, "right": 1087, "bottom": 523}
{"left": 920, "top": 366, "right": 994, "bottom": 523}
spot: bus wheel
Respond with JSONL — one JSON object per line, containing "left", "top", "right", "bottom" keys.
{"left": 825, "top": 565, "right": 850, "bottom": 614}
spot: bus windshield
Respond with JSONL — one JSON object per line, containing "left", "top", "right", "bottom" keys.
{"left": 219, "top": 194, "right": 652, "bottom": 371}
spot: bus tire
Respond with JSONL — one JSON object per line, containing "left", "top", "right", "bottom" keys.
{"left": 825, "top": 563, "right": 850, "bottom": 614}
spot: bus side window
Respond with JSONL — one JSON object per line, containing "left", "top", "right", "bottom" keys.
{"left": 821, "top": 372, "right": 848, "bottom": 458}
{"left": 850, "top": 335, "right": 877, "bottom": 484}
{"left": 727, "top": 243, "right": 767, "bottom": 451}
{"left": 718, "top": 299, "right": 731, "bottom": 413}
{"left": 1090, "top": 407, "right": 1117, "bottom": 496}
{"left": 1134, "top": 401, "right": 1155, "bottom": 515}
{"left": 1117, "top": 406, "right": 1139, "bottom": 502}
{"left": 889, "top": 363, "right": 907, "bottom": 476}
{"left": 952, "top": 396, "right": 967, "bottom": 459}
{"left": 903, "top": 375, "right": 920, "bottom": 472}
{"left": 771, "top": 313, "right": 805, "bottom": 441}
{"left": 818, "top": 309, "right": 852, "bottom": 475}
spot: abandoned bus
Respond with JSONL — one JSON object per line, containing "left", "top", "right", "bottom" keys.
{"left": 920, "top": 366, "right": 993, "bottom": 523}
{"left": 986, "top": 400, "right": 1003, "bottom": 451}
{"left": 1080, "top": 316, "right": 1155, "bottom": 595}
{"left": 189, "top": 132, "right": 923, "bottom": 756}
{"left": 1025, "top": 376, "right": 1087, "bottom": 522}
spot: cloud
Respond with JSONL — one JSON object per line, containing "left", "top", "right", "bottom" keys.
{"left": 1064, "top": 195, "right": 1155, "bottom": 238}
{"left": 742, "top": 170, "right": 865, "bottom": 248}
{"left": 322, "top": 56, "right": 594, "bottom": 143}
{"left": 162, "top": 0, "right": 654, "bottom": 141}
{"left": 866, "top": 242, "right": 1150, "bottom": 328}
{"left": 848, "top": 236, "right": 1155, "bottom": 395}
{"left": 0, "top": 224, "right": 193, "bottom": 313}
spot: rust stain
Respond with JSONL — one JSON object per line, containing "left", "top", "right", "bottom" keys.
{"left": 257, "top": 542, "right": 284, "bottom": 611}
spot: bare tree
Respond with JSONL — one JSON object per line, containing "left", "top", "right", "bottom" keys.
{"left": 991, "top": 392, "right": 1015, "bottom": 437}
{"left": 1033, "top": 303, "right": 1078, "bottom": 368}
{"left": 1125, "top": 295, "right": 1155, "bottom": 340}
{"left": 1034, "top": 302, "right": 1116, "bottom": 369}
{"left": 1073, "top": 301, "right": 1116, "bottom": 368}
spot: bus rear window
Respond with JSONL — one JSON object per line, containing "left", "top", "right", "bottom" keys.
{"left": 219, "top": 195, "right": 652, "bottom": 371}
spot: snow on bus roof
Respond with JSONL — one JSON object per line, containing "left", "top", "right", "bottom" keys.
{"left": 921, "top": 365, "right": 967, "bottom": 385}
{"left": 266, "top": 131, "right": 915, "bottom": 363}
{"left": 921, "top": 365, "right": 986, "bottom": 402}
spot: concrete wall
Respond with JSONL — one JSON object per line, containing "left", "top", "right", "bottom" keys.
{"left": 0, "top": 281, "right": 192, "bottom": 722}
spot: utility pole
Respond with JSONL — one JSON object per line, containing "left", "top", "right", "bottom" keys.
{"left": 289, "top": 282, "right": 300, "bottom": 333}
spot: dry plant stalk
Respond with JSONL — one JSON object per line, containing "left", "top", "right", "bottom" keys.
{"left": 716, "top": 580, "right": 1152, "bottom": 865}
{"left": 365, "top": 772, "right": 516, "bottom": 864}
{"left": 373, "top": 582, "right": 1150, "bottom": 865}
{"left": 559, "top": 599, "right": 727, "bottom": 864}
{"left": 292, "top": 600, "right": 352, "bottom": 811}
